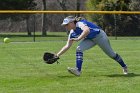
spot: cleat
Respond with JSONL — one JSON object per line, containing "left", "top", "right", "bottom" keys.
{"left": 67, "top": 67, "right": 81, "bottom": 76}
{"left": 123, "top": 66, "right": 128, "bottom": 75}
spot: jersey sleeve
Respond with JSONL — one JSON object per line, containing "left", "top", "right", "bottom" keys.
{"left": 76, "top": 22, "right": 87, "bottom": 30}
{"left": 68, "top": 29, "right": 79, "bottom": 40}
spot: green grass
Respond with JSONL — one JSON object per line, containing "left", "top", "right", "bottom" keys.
{"left": 0, "top": 34, "right": 140, "bottom": 93}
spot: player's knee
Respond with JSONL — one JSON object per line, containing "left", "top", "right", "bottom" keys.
{"left": 76, "top": 46, "right": 83, "bottom": 52}
{"left": 107, "top": 52, "right": 116, "bottom": 59}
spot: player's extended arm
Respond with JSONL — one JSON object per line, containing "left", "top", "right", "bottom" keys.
{"left": 56, "top": 39, "right": 73, "bottom": 57}
{"left": 71, "top": 26, "right": 90, "bottom": 41}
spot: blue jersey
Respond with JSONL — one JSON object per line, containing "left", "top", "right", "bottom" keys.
{"left": 69, "top": 20, "right": 101, "bottom": 39}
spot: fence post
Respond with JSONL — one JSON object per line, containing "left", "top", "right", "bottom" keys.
{"left": 33, "top": 14, "right": 36, "bottom": 42}
{"left": 114, "top": 14, "right": 117, "bottom": 40}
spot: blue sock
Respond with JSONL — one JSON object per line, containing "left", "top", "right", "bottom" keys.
{"left": 76, "top": 51, "right": 83, "bottom": 71}
{"left": 114, "top": 54, "right": 126, "bottom": 67}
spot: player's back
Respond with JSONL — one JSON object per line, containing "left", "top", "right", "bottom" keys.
{"left": 79, "top": 20, "right": 101, "bottom": 30}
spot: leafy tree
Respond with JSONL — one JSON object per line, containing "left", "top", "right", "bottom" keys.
{"left": 129, "top": 0, "right": 140, "bottom": 11}
{"left": 0, "top": 0, "right": 37, "bottom": 36}
{"left": 0, "top": 0, "right": 36, "bottom": 21}
{"left": 86, "top": 0, "right": 140, "bottom": 36}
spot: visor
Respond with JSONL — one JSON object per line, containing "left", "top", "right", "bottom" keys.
{"left": 61, "top": 17, "right": 75, "bottom": 26}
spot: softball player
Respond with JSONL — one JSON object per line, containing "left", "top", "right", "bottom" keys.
{"left": 56, "top": 16, "right": 128, "bottom": 76}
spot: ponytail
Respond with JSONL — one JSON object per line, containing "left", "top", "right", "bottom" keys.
{"left": 75, "top": 16, "right": 85, "bottom": 22}
{"left": 65, "top": 16, "right": 85, "bottom": 24}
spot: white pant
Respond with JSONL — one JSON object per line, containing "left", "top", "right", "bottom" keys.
{"left": 77, "top": 30, "right": 116, "bottom": 58}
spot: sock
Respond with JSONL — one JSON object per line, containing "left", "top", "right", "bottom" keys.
{"left": 76, "top": 51, "right": 83, "bottom": 72}
{"left": 114, "top": 54, "right": 126, "bottom": 67}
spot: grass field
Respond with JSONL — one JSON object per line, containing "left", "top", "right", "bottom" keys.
{"left": 0, "top": 33, "right": 140, "bottom": 93}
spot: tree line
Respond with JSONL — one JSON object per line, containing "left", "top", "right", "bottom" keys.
{"left": 0, "top": 0, "right": 139, "bottom": 36}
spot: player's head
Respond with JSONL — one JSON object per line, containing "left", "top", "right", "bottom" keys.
{"left": 61, "top": 16, "right": 85, "bottom": 30}
{"left": 61, "top": 16, "right": 75, "bottom": 26}
{"left": 61, "top": 16, "right": 85, "bottom": 26}
{"left": 61, "top": 16, "right": 76, "bottom": 30}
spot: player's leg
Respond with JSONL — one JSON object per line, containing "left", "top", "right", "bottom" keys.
{"left": 76, "top": 39, "right": 96, "bottom": 71}
{"left": 95, "top": 30, "right": 128, "bottom": 74}
{"left": 95, "top": 30, "right": 116, "bottom": 58}
{"left": 68, "top": 39, "right": 96, "bottom": 76}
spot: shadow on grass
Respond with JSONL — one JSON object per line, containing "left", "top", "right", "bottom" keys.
{"left": 57, "top": 75, "right": 77, "bottom": 79}
{"left": 105, "top": 73, "right": 140, "bottom": 77}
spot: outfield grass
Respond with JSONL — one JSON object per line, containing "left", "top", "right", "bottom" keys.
{"left": 0, "top": 34, "right": 140, "bottom": 93}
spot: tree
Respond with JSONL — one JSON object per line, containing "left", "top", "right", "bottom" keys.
{"left": 76, "top": 0, "right": 81, "bottom": 17}
{"left": 0, "top": 0, "right": 36, "bottom": 20}
{"left": 86, "top": 0, "right": 140, "bottom": 36}
{"left": 0, "top": 0, "right": 37, "bottom": 36}
{"left": 57, "top": 0, "right": 67, "bottom": 11}
{"left": 129, "top": 0, "right": 140, "bottom": 11}
{"left": 127, "top": 0, "right": 140, "bottom": 35}
{"left": 56, "top": 0, "right": 81, "bottom": 34}
{"left": 42, "top": 0, "right": 47, "bottom": 36}
{"left": 45, "top": 0, "right": 85, "bottom": 32}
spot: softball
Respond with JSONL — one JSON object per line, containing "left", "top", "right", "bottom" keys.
{"left": 4, "top": 37, "right": 10, "bottom": 43}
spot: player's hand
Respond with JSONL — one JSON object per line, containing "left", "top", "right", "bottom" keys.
{"left": 70, "top": 38, "right": 80, "bottom": 42}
